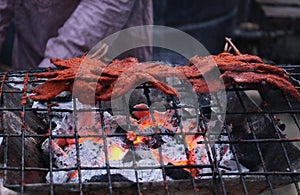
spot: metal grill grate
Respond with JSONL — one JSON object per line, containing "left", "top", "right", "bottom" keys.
{"left": 0, "top": 65, "right": 299, "bottom": 195}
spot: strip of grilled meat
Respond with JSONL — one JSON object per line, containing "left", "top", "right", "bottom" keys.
{"left": 30, "top": 52, "right": 300, "bottom": 104}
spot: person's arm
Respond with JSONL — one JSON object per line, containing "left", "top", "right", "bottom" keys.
{"left": 38, "top": 0, "right": 137, "bottom": 67}
{"left": 0, "top": 0, "right": 14, "bottom": 51}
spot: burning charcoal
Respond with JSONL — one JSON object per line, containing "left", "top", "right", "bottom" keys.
{"left": 43, "top": 121, "right": 167, "bottom": 183}
{"left": 144, "top": 135, "right": 164, "bottom": 149}
{"left": 0, "top": 84, "right": 48, "bottom": 185}
{"left": 215, "top": 135, "right": 249, "bottom": 173}
{"left": 154, "top": 133, "right": 213, "bottom": 178}
{"left": 226, "top": 91, "right": 300, "bottom": 171}
{"left": 227, "top": 122, "right": 262, "bottom": 171}
{"left": 126, "top": 131, "right": 138, "bottom": 142}
{"left": 46, "top": 171, "right": 69, "bottom": 183}
{"left": 137, "top": 126, "right": 175, "bottom": 149}
{"left": 158, "top": 125, "right": 176, "bottom": 136}
{"left": 87, "top": 174, "right": 133, "bottom": 183}
{"left": 53, "top": 114, "right": 76, "bottom": 136}
{"left": 104, "top": 113, "right": 130, "bottom": 135}
{"left": 197, "top": 93, "right": 212, "bottom": 118}
{"left": 165, "top": 163, "right": 191, "bottom": 180}
{"left": 129, "top": 88, "right": 171, "bottom": 110}
{"left": 263, "top": 141, "right": 300, "bottom": 171}
{"left": 122, "top": 150, "right": 142, "bottom": 163}
{"left": 42, "top": 139, "right": 105, "bottom": 171}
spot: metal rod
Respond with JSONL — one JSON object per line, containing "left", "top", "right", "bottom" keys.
{"left": 98, "top": 101, "right": 113, "bottom": 195}
{"left": 276, "top": 92, "right": 300, "bottom": 194}
{"left": 198, "top": 103, "right": 224, "bottom": 195}
{"left": 72, "top": 98, "right": 83, "bottom": 195}
{"left": 47, "top": 102, "right": 54, "bottom": 195}
{"left": 235, "top": 90, "right": 275, "bottom": 195}
{"left": 170, "top": 95, "right": 200, "bottom": 195}
{"left": 20, "top": 73, "right": 29, "bottom": 195}
{"left": 224, "top": 125, "right": 249, "bottom": 195}
{"left": 1, "top": 73, "right": 9, "bottom": 191}
{"left": 143, "top": 85, "right": 170, "bottom": 195}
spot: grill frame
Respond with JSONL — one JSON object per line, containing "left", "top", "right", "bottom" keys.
{"left": 0, "top": 65, "right": 299, "bottom": 195}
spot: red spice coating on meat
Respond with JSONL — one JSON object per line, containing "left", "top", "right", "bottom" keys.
{"left": 29, "top": 52, "right": 300, "bottom": 104}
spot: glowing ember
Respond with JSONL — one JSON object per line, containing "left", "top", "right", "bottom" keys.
{"left": 108, "top": 144, "right": 128, "bottom": 161}
{"left": 133, "top": 136, "right": 145, "bottom": 145}
{"left": 126, "top": 131, "right": 137, "bottom": 142}
{"left": 41, "top": 100, "right": 247, "bottom": 184}
{"left": 69, "top": 170, "right": 78, "bottom": 179}
{"left": 133, "top": 103, "right": 170, "bottom": 129}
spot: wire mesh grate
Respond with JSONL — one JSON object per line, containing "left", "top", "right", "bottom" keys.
{"left": 0, "top": 65, "right": 299, "bottom": 195}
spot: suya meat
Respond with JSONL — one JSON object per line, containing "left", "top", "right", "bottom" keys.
{"left": 186, "top": 53, "right": 289, "bottom": 79}
{"left": 30, "top": 52, "right": 300, "bottom": 104}
{"left": 222, "top": 71, "right": 300, "bottom": 102}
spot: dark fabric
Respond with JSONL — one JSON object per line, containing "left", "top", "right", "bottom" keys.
{"left": 0, "top": 0, "right": 153, "bottom": 70}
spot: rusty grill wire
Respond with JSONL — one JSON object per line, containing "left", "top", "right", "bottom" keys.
{"left": 0, "top": 65, "right": 299, "bottom": 195}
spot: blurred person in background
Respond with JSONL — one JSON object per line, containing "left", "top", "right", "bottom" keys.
{"left": 0, "top": 0, "right": 152, "bottom": 70}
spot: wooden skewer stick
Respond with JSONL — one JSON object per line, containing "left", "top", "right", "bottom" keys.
{"left": 225, "top": 37, "right": 241, "bottom": 56}
{"left": 223, "top": 41, "right": 229, "bottom": 52}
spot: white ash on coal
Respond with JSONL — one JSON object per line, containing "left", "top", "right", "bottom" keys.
{"left": 40, "top": 99, "right": 248, "bottom": 184}
{"left": 214, "top": 134, "right": 249, "bottom": 174}
{"left": 44, "top": 139, "right": 164, "bottom": 183}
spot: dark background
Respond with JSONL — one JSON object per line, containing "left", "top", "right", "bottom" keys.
{"left": 0, "top": 0, "right": 300, "bottom": 70}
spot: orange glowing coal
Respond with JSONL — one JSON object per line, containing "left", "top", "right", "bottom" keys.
{"left": 129, "top": 103, "right": 206, "bottom": 177}
{"left": 152, "top": 151, "right": 199, "bottom": 178}
{"left": 132, "top": 103, "right": 167, "bottom": 128}
{"left": 126, "top": 131, "right": 137, "bottom": 142}
{"left": 108, "top": 144, "right": 128, "bottom": 161}
{"left": 126, "top": 131, "right": 146, "bottom": 145}
{"left": 53, "top": 102, "right": 206, "bottom": 180}
{"left": 133, "top": 136, "right": 145, "bottom": 145}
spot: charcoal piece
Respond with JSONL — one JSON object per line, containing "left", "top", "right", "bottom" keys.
{"left": 122, "top": 150, "right": 142, "bottom": 163}
{"left": 125, "top": 126, "right": 175, "bottom": 149}
{"left": 197, "top": 93, "right": 212, "bottom": 118}
{"left": 87, "top": 174, "right": 133, "bottom": 183}
{"left": 0, "top": 83, "right": 48, "bottom": 184}
{"left": 226, "top": 91, "right": 300, "bottom": 171}
{"left": 145, "top": 134, "right": 164, "bottom": 149}
{"left": 165, "top": 163, "right": 191, "bottom": 180}
{"left": 231, "top": 119, "right": 300, "bottom": 171}
{"left": 158, "top": 125, "right": 176, "bottom": 136}
{"left": 117, "top": 126, "right": 175, "bottom": 150}
{"left": 129, "top": 88, "right": 170, "bottom": 110}
{"left": 146, "top": 126, "right": 175, "bottom": 149}
{"left": 263, "top": 142, "right": 300, "bottom": 171}
{"left": 226, "top": 119, "right": 261, "bottom": 171}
